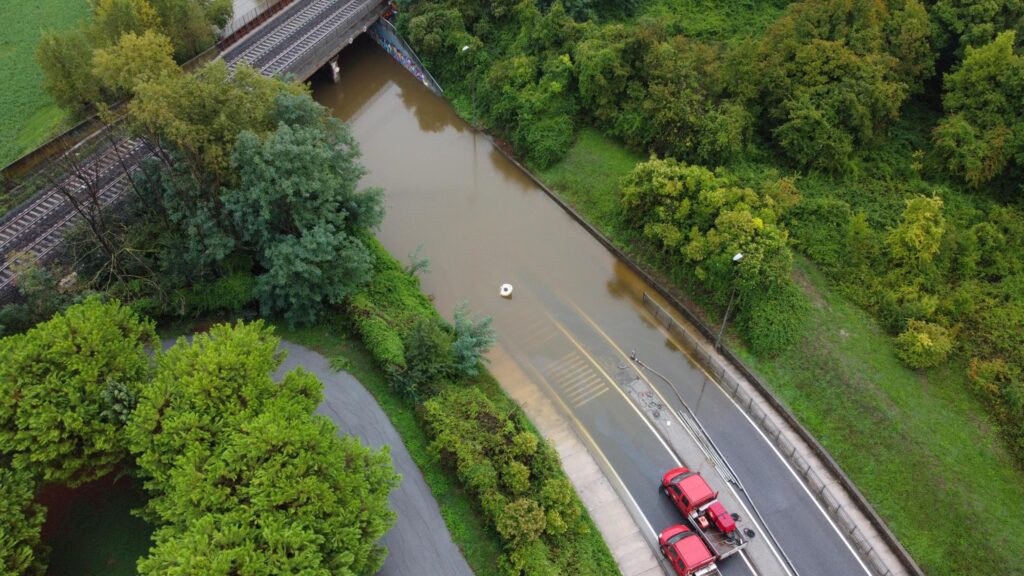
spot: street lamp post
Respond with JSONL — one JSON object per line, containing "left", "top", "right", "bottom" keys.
{"left": 714, "top": 252, "right": 744, "bottom": 350}
{"left": 461, "top": 44, "right": 476, "bottom": 127}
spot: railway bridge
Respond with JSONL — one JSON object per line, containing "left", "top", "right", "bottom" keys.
{"left": 0, "top": 0, "right": 396, "bottom": 299}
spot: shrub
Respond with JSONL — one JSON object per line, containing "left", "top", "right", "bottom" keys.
{"left": 522, "top": 114, "right": 575, "bottom": 169}
{"left": 423, "top": 386, "right": 588, "bottom": 570}
{"left": 896, "top": 320, "right": 955, "bottom": 369}
{"left": 452, "top": 301, "right": 496, "bottom": 376}
{"left": 178, "top": 271, "right": 256, "bottom": 315}
{"left": 0, "top": 469, "right": 45, "bottom": 576}
{"left": 739, "top": 283, "right": 809, "bottom": 357}
{"left": 786, "top": 197, "right": 852, "bottom": 272}
{"left": 399, "top": 317, "right": 455, "bottom": 399}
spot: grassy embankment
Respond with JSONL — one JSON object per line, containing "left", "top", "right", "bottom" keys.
{"left": 537, "top": 128, "right": 1024, "bottom": 575}
{"left": 1, "top": 0, "right": 89, "bottom": 168}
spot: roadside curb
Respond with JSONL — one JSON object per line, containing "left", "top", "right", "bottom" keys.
{"left": 485, "top": 133, "right": 924, "bottom": 576}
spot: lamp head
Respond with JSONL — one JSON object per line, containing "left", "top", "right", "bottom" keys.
{"left": 733, "top": 253, "right": 744, "bottom": 262}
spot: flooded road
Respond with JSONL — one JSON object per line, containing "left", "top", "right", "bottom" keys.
{"left": 313, "top": 37, "right": 869, "bottom": 576}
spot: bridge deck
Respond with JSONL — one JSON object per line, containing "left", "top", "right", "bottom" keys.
{"left": 1, "top": 0, "right": 387, "bottom": 298}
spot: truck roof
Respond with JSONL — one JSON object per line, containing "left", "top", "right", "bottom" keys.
{"left": 676, "top": 472, "right": 717, "bottom": 509}
{"left": 666, "top": 529, "right": 716, "bottom": 570}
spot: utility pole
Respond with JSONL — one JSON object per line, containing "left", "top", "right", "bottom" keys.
{"left": 715, "top": 252, "right": 744, "bottom": 350}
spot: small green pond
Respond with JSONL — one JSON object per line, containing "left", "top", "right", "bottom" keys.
{"left": 39, "top": 474, "right": 153, "bottom": 576}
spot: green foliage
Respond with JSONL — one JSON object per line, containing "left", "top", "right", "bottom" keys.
{"left": 739, "top": 282, "right": 809, "bottom": 357}
{"left": 0, "top": 298, "right": 155, "bottom": 485}
{"left": 753, "top": 0, "right": 932, "bottom": 169}
{"left": 896, "top": 319, "right": 954, "bottom": 368}
{"left": 423, "top": 386, "right": 591, "bottom": 573}
{"left": 784, "top": 197, "right": 852, "bottom": 272}
{"left": 91, "top": 0, "right": 161, "bottom": 44}
{"left": 33, "top": 0, "right": 231, "bottom": 121}
{"left": 130, "top": 62, "right": 303, "bottom": 180}
{"left": 933, "top": 31, "right": 1024, "bottom": 188}
{"left": 92, "top": 30, "right": 178, "bottom": 97}
{"left": 0, "top": 468, "right": 46, "bottom": 576}
{"left": 452, "top": 301, "right": 496, "bottom": 376}
{"left": 885, "top": 195, "right": 946, "bottom": 269}
{"left": 176, "top": 271, "right": 257, "bottom": 315}
{"left": 347, "top": 239, "right": 442, "bottom": 375}
{"left": 0, "top": 257, "right": 85, "bottom": 336}
{"left": 224, "top": 94, "right": 384, "bottom": 325}
{"left": 36, "top": 26, "right": 102, "bottom": 113}
{"left": 620, "top": 157, "right": 806, "bottom": 353}
{"left": 128, "top": 321, "right": 398, "bottom": 574}
{"left": 400, "top": 317, "right": 456, "bottom": 399}
{"left": 930, "top": 0, "right": 1024, "bottom": 57}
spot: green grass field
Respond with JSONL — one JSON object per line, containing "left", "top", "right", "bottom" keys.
{"left": 1, "top": 0, "right": 89, "bottom": 168}
{"left": 538, "top": 128, "right": 1024, "bottom": 575}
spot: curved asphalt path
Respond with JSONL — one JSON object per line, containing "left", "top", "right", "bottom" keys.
{"left": 162, "top": 337, "right": 473, "bottom": 576}
{"left": 275, "top": 342, "right": 474, "bottom": 576}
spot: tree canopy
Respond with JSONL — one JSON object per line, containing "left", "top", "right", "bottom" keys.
{"left": 0, "top": 298, "right": 156, "bottom": 486}
{"left": 933, "top": 30, "right": 1024, "bottom": 188}
{"left": 127, "top": 321, "right": 398, "bottom": 575}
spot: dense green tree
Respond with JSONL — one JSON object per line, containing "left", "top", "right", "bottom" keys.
{"left": 36, "top": 27, "right": 102, "bottom": 112}
{"left": 92, "top": 30, "right": 179, "bottom": 97}
{"left": 621, "top": 157, "right": 805, "bottom": 354}
{"left": 930, "top": 0, "right": 1024, "bottom": 57}
{"left": 147, "top": 0, "right": 226, "bottom": 60}
{"left": 129, "top": 61, "right": 302, "bottom": 181}
{"left": 933, "top": 31, "right": 1024, "bottom": 187}
{"left": 423, "top": 385, "right": 583, "bottom": 571}
{"left": 755, "top": 0, "right": 932, "bottom": 168}
{"left": 128, "top": 321, "right": 398, "bottom": 575}
{"left": 0, "top": 298, "right": 155, "bottom": 485}
{"left": 223, "top": 94, "right": 384, "bottom": 325}
{"left": 91, "top": 0, "right": 162, "bottom": 46}
{"left": 0, "top": 469, "right": 46, "bottom": 576}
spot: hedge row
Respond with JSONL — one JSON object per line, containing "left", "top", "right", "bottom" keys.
{"left": 346, "top": 237, "right": 619, "bottom": 575}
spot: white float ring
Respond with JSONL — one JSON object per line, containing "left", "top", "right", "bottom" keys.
{"left": 500, "top": 283, "right": 514, "bottom": 298}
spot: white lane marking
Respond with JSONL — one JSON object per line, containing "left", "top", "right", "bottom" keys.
{"left": 508, "top": 346, "right": 664, "bottom": 543}
{"left": 625, "top": 297, "right": 873, "bottom": 576}
{"left": 564, "top": 300, "right": 792, "bottom": 576}
{"left": 543, "top": 312, "right": 683, "bottom": 468}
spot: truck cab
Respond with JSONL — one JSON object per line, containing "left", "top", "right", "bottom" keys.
{"left": 659, "top": 525, "right": 720, "bottom": 576}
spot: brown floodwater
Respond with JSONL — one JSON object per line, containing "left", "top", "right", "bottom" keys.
{"left": 312, "top": 34, "right": 726, "bottom": 545}
{"left": 311, "top": 37, "right": 866, "bottom": 576}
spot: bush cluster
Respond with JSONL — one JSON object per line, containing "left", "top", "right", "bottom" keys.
{"left": 347, "top": 242, "right": 616, "bottom": 574}
{"left": 424, "top": 387, "right": 587, "bottom": 574}
{"left": 348, "top": 238, "right": 494, "bottom": 399}
{"left": 620, "top": 157, "right": 807, "bottom": 355}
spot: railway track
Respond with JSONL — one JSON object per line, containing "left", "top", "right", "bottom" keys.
{"left": 0, "top": 0, "right": 385, "bottom": 301}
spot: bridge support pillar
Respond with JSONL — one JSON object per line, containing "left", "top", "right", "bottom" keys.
{"left": 328, "top": 56, "right": 341, "bottom": 83}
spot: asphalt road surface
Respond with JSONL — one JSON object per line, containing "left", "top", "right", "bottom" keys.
{"left": 276, "top": 342, "right": 475, "bottom": 576}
